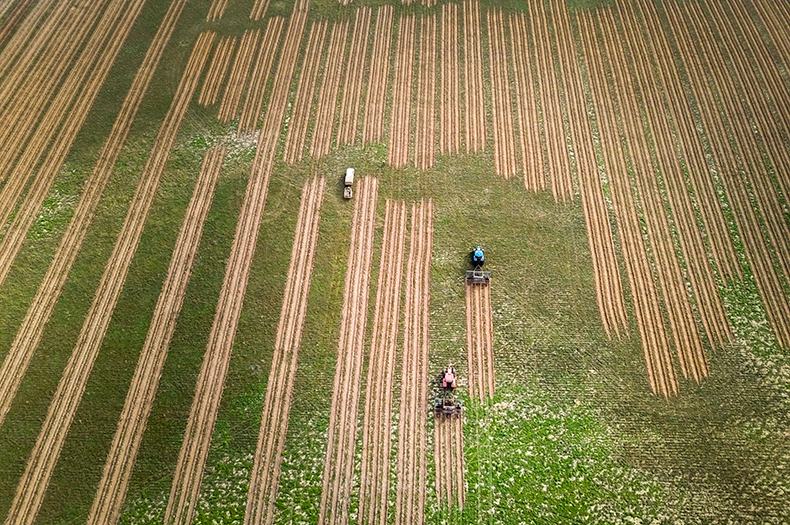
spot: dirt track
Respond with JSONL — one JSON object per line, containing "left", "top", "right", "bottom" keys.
{"left": 414, "top": 13, "right": 436, "bottom": 170}
{"left": 465, "top": 282, "right": 494, "bottom": 400}
{"left": 358, "top": 200, "right": 407, "bottom": 525}
{"left": 2, "top": 31, "right": 214, "bottom": 525}
{"left": 198, "top": 36, "right": 236, "bottom": 106}
{"left": 487, "top": 9, "right": 516, "bottom": 179}
{"left": 394, "top": 199, "right": 433, "bottom": 525}
{"left": 439, "top": 3, "right": 460, "bottom": 156}
{"left": 387, "top": 14, "right": 415, "bottom": 169}
{"left": 311, "top": 20, "right": 348, "bottom": 158}
{"left": 318, "top": 177, "right": 379, "bottom": 525}
{"left": 87, "top": 145, "right": 226, "bottom": 525}
{"left": 238, "top": 17, "right": 286, "bottom": 135}
{"left": 362, "top": 5, "right": 394, "bottom": 145}
{"left": 217, "top": 29, "right": 259, "bottom": 124}
{"left": 433, "top": 416, "right": 464, "bottom": 510}
{"left": 462, "top": 0, "right": 485, "bottom": 153}
{"left": 165, "top": 6, "right": 308, "bottom": 523}
{"left": 336, "top": 6, "right": 372, "bottom": 146}
{"left": 245, "top": 177, "right": 325, "bottom": 525}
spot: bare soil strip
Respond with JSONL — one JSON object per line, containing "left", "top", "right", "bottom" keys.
{"left": 217, "top": 29, "right": 260, "bottom": 124}
{"left": 206, "top": 0, "right": 229, "bottom": 21}
{"left": 87, "top": 146, "right": 226, "bottom": 525}
{"left": 579, "top": 11, "right": 677, "bottom": 397}
{"left": 336, "top": 6, "right": 372, "bottom": 146}
{"left": 310, "top": 20, "right": 349, "bottom": 158}
{"left": 462, "top": 0, "right": 485, "bottom": 153}
{"left": 283, "top": 21, "right": 328, "bottom": 164}
{"left": 487, "top": 9, "right": 516, "bottom": 178}
{"left": 0, "top": 0, "right": 149, "bottom": 288}
{"left": 0, "top": 0, "right": 190, "bottom": 430}
{"left": 439, "top": 2, "right": 460, "bottom": 156}
{"left": 394, "top": 199, "right": 433, "bottom": 525}
{"left": 250, "top": 0, "right": 271, "bottom": 21}
{"left": 245, "top": 177, "right": 326, "bottom": 525}
{"left": 318, "top": 178, "right": 379, "bottom": 525}
{"left": 165, "top": 7, "right": 309, "bottom": 523}
{"left": 198, "top": 37, "right": 236, "bottom": 107}
{"left": 387, "top": 14, "right": 416, "bottom": 168}
{"left": 238, "top": 17, "right": 286, "bottom": 135}
{"left": 465, "top": 283, "right": 495, "bottom": 399}
{"left": 433, "top": 416, "right": 465, "bottom": 510}
{"left": 2, "top": 32, "right": 214, "bottom": 525}
{"left": 358, "top": 200, "right": 407, "bottom": 525}
{"left": 414, "top": 13, "right": 436, "bottom": 170}
{"left": 362, "top": 5, "right": 394, "bottom": 145}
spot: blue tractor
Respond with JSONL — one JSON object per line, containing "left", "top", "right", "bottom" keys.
{"left": 472, "top": 246, "right": 485, "bottom": 266}
{"left": 466, "top": 246, "right": 491, "bottom": 285}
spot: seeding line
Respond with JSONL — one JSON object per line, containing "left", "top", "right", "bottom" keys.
{"left": 362, "top": 5, "right": 394, "bottom": 145}
{"left": 554, "top": 1, "right": 627, "bottom": 338}
{"left": 439, "top": 3, "right": 460, "bottom": 156}
{"left": 165, "top": 7, "right": 309, "bottom": 524}
{"left": 487, "top": 9, "right": 516, "bottom": 178}
{"left": 0, "top": 0, "right": 35, "bottom": 47}
{"left": 198, "top": 36, "right": 236, "bottom": 107}
{"left": 245, "top": 177, "right": 326, "bottom": 525}
{"left": 462, "top": 0, "right": 485, "bottom": 153}
{"left": 0, "top": 0, "right": 189, "bottom": 432}
{"left": 434, "top": 416, "right": 465, "bottom": 510}
{"left": 336, "top": 6, "right": 372, "bottom": 146}
{"left": 206, "top": 0, "right": 229, "bottom": 22}
{"left": 238, "top": 17, "right": 286, "bottom": 135}
{"left": 387, "top": 14, "right": 416, "bottom": 169}
{"left": 0, "top": 0, "right": 149, "bottom": 288}
{"left": 217, "top": 29, "right": 260, "bottom": 124}
{"left": 358, "top": 200, "right": 407, "bottom": 525}
{"left": 283, "top": 21, "right": 328, "bottom": 164}
{"left": 414, "top": 13, "right": 436, "bottom": 170}
{"left": 465, "top": 283, "right": 495, "bottom": 399}
{"left": 318, "top": 178, "right": 379, "bottom": 525}
{"left": 751, "top": 0, "right": 790, "bottom": 81}
{"left": 310, "top": 20, "right": 349, "bottom": 158}
{"left": 86, "top": 145, "right": 226, "bottom": 525}
{"left": 250, "top": 0, "right": 270, "bottom": 21}
{"left": 579, "top": 11, "right": 677, "bottom": 397}
{"left": 395, "top": 199, "right": 432, "bottom": 525}
{"left": 2, "top": 32, "right": 214, "bottom": 525}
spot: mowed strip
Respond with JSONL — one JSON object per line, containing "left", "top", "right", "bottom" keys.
{"left": 87, "top": 146, "right": 226, "bottom": 525}
{"left": 217, "top": 29, "right": 260, "bottom": 124}
{"left": 387, "top": 14, "right": 416, "bottom": 169}
{"left": 414, "top": 13, "right": 436, "bottom": 170}
{"left": 198, "top": 36, "right": 236, "bottom": 107}
{"left": 238, "top": 16, "right": 285, "bottom": 135}
{"left": 2, "top": 31, "right": 214, "bottom": 525}
{"left": 310, "top": 19, "right": 348, "bottom": 158}
{"left": 336, "top": 6, "right": 372, "bottom": 146}
{"left": 0, "top": 0, "right": 190, "bottom": 430}
{"left": 439, "top": 2, "right": 460, "bottom": 156}
{"left": 362, "top": 5, "right": 394, "bottom": 145}
{"left": 395, "top": 199, "right": 433, "bottom": 525}
{"left": 164, "top": 7, "right": 309, "bottom": 524}
{"left": 462, "top": 0, "right": 485, "bottom": 153}
{"left": 433, "top": 416, "right": 465, "bottom": 510}
{"left": 245, "top": 177, "right": 326, "bottom": 525}
{"left": 358, "top": 200, "right": 407, "bottom": 525}
{"left": 487, "top": 9, "right": 516, "bottom": 178}
{"left": 465, "top": 282, "right": 494, "bottom": 400}
{"left": 318, "top": 177, "right": 379, "bottom": 525}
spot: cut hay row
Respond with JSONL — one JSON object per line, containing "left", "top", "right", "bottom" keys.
{"left": 433, "top": 416, "right": 465, "bottom": 510}
{"left": 552, "top": 2, "right": 627, "bottom": 338}
{"left": 414, "top": 13, "right": 436, "bottom": 170}
{"left": 0, "top": 0, "right": 35, "bottom": 47}
{"left": 387, "top": 14, "right": 416, "bottom": 169}
{"left": 362, "top": 5, "right": 394, "bottom": 145}
{"left": 198, "top": 36, "right": 236, "bottom": 107}
{"left": 509, "top": 13, "right": 544, "bottom": 192}
{"left": 395, "top": 199, "right": 433, "bottom": 525}
{"left": 578, "top": 11, "right": 677, "bottom": 397}
{"left": 311, "top": 19, "right": 349, "bottom": 158}
{"left": 238, "top": 16, "right": 286, "bottom": 135}
{"left": 465, "top": 283, "right": 494, "bottom": 399}
{"left": 336, "top": 6, "right": 372, "bottom": 146}
{"left": 0, "top": 0, "right": 190, "bottom": 432}
{"left": 217, "top": 29, "right": 260, "bottom": 124}
{"left": 599, "top": 10, "right": 708, "bottom": 383}
{"left": 0, "top": 0, "right": 149, "bottom": 288}
{"left": 318, "top": 177, "right": 379, "bottom": 525}
{"left": 462, "top": 0, "right": 485, "bottom": 153}
{"left": 245, "top": 177, "right": 326, "bottom": 525}
{"left": 250, "top": 0, "right": 270, "bottom": 21}
{"left": 165, "top": 7, "right": 309, "bottom": 523}
{"left": 358, "top": 200, "right": 407, "bottom": 525}
{"left": 439, "top": 2, "right": 460, "bottom": 156}
{"left": 87, "top": 146, "right": 226, "bottom": 525}
{"left": 486, "top": 9, "right": 516, "bottom": 178}
{"left": 640, "top": 0, "right": 741, "bottom": 282}
{"left": 618, "top": 0, "right": 730, "bottom": 349}
{"left": 2, "top": 32, "right": 214, "bottom": 525}
{"left": 206, "top": 0, "right": 228, "bottom": 22}
{"left": 530, "top": 0, "right": 572, "bottom": 201}
{"left": 283, "top": 21, "right": 328, "bottom": 164}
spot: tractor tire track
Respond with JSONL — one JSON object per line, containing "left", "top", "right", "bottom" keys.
{"left": 217, "top": 29, "right": 260, "bottom": 124}
{"left": 2, "top": 31, "right": 214, "bottom": 525}
{"left": 462, "top": 0, "right": 485, "bottom": 153}
{"left": 87, "top": 146, "right": 226, "bottom": 525}
{"left": 414, "top": 13, "right": 436, "bottom": 170}
{"left": 318, "top": 177, "right": 379, "bottom": 525}
{"left": 439, "top": 2, "right": 460, "bottom": 156}
{"left": 362, "top": 5, "right": 394, "bottom": 146}
{"left": 487, "top": 9, "right": 516, "bottom": 178}
{"left": 387, "top": 14, "right": 415, "bottom": 169}
{"left": 310, "top": 20, "right": 349, "bottom": 158}
{"left": 245, "top": 177, "right": 326, "bottom": 525}
{"left": 238, "top": 17, "right": 285, "bottom": 135}
{"left": 336, "top": 6, "right": 372, "bottom": 146}
{"left": 358, "top": 200, "right": 407, "bottom": 525}
{"left": 165, "top": 6, "right": 309, "bottom": 523}
{"left": 198, "top": 36, "right": 236, "bottom": 107}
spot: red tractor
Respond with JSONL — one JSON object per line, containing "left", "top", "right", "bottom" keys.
{"left": 441, "top": 365, "right": 457, "bottom": 390}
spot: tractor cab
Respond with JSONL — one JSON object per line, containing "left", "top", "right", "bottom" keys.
{"left": 472, "top": 246, "right": 485, "bottom": 266}
{"left": 441, "top": 365, "right": 457, "bottom": 390}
